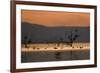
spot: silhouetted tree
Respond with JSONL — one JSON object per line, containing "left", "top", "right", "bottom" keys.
{"left": 23, "top": 34, "right": 32, "bottom": 48}
{"left": 24, "top": 35, "right": 28, "bottom": 48}
{"left": 57, "top": 37, "right": 63, "bottom": 47}
{"left": 67, "top": 29, "right": 79, "bottom": 47}
{"left": 68, "top": 33, "right": 79, "bottom": 46}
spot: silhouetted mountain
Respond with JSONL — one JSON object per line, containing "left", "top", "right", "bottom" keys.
{"left": 21, "top": 22, "right": 90, "bottom": 43}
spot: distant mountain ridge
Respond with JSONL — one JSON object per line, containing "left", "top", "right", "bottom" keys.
{"left": 21, "top": 22, "right": 90, "bottom": 43}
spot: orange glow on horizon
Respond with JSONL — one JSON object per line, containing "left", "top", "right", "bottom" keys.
{"left": 21, "top": 10, "right": 90, "bottom": 27}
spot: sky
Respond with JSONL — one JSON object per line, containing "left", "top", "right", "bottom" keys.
{"left": 21, "top": 10, "right": 90, "bottom": 27}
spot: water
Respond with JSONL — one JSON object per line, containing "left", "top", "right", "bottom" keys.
{"left": 21, "top": 50, "right": 90, "bottom": 63}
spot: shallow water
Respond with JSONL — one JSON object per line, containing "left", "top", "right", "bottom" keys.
{"left": 21, "top": 50, "right": 90, "bottom": 63}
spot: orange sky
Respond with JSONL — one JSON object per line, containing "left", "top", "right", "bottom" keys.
{"left": 21, "top": 10, "right": 90, "bottom": 27}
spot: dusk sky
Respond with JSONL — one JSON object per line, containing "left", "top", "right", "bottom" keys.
{"left": 21, "top": 10, "right": 90, "bottom": 27}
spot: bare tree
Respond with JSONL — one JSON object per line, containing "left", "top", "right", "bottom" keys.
{"left": 23, "top": 33, "right": 32, "bottom": 48}
{"left": 24, "top": 35, "right": 28, "bottom": 48}
{"left": 66, "top": 29, "right": 79, "bottom": 47}
{"left": 56, "top": 37, "right": 63, "bottom": 47}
